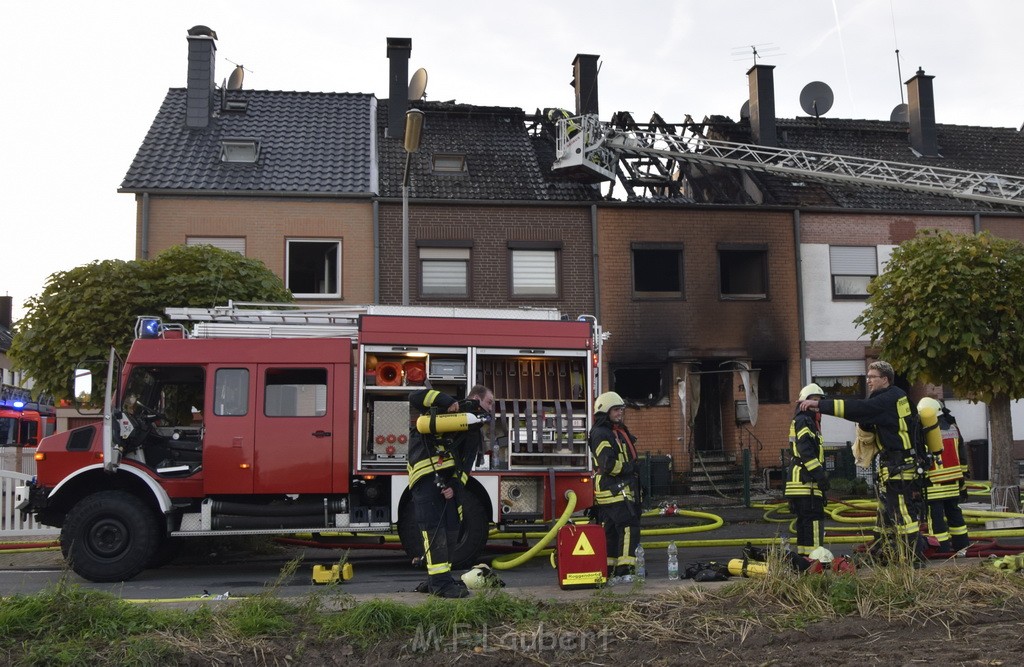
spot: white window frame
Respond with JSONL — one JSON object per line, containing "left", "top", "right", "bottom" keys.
{"left": 419, "top": 247, "right": 470, "bottom": 297}
{"left": 830, "top": 246, "right": 877, "bottom": 299}
{"left": 511, "top": 249, "right": 558, "bottom": 297}
{"left": 286, "top": 239, "right": 341, "bottom": 299}
{"left": 220, "top": 139, "right": 260, "bottom": 163}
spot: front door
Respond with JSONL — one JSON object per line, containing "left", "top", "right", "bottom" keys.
{"left": 253, "top": 365, "right": 334, "bottom": 494}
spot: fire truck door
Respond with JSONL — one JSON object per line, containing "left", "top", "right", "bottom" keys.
{"left": 203, "top": 365, "right": 257, "bottom": 495}
{"left": 253, "top": 364, "right": 334, "bottom": 494}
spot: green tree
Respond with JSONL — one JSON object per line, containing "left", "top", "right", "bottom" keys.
{"left": 10, "top": 245, "right": 292, "bottom": 400}
{"left": 855, "top": 230, "right": 1024, "bottom": 509}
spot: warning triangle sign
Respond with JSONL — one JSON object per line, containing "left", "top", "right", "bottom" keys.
{"left": 572, "top": 532, "right": 596, "bottom": 556}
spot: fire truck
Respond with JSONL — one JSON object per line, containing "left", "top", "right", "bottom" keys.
{"left": 0, "top": 384, "right": 56, "bottom": 447}
{"left": 17, "top": 304, "right": 602, "bottom": 582}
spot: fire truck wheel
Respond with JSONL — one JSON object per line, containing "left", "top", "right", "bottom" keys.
{"left": 147, "top": 535, "right": 181, "bottom": 569}
{"left": 397, "top": 489, "right": 490, "bottom": 569}
{"left": 61, "top": 490, "right": 161, "bottom": 583}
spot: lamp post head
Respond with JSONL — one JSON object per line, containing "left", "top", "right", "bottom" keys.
{"left": 404, "top": 109, "right": 424, "bottom": 153}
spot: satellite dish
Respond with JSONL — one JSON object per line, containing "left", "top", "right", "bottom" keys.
{"left": 890, "top": 103, "right": 909, "bottom": 122}
{"left": 799, "top": 81, "right": 834, "bottom": 117}
{"left": 227, "top": 65, "right": 244, "bottom": 91}
{"left": 408, "top": 68, "right": 428, "bottom": 101}
{"left": 740, "top": 100, "right": 750, "bottom": 120}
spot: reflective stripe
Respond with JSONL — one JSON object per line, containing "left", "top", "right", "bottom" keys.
{"left": 423, "top": 390, "right": 441, "bottom": 407}
{"left": 408, "top": 456, "right": 455, "bottom": 486}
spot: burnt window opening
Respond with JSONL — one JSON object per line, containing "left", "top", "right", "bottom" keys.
{"left": 632, "top": 245, "right": 683, "bottom": 298}
{"left": 613, "top": 367, "right": 665, "bottom": 406}
{"left": 719, "top": 248, "right": 767, "bottom": 299}
{"left": 754, "top": 361, "right": 788, "bottom": 403}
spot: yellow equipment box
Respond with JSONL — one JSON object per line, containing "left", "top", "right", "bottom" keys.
{"left": 312, "top": 563, "right": 354, "bottom": 584}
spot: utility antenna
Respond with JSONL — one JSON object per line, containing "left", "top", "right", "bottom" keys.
{"left": 224, "top": 58, "right": 254, "bottom": 87}
{"left": 730, "top": 43, "right": 782, "bottom": 66}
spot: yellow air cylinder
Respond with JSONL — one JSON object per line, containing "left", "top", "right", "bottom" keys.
{"left": 727, "top": 557, "right": 768, "bottom": 578}
{"left": 415, "top": 412, "right": 485, "bottom": 435}
{"left": 918, "top": 405, "right": 944, "bottom": 453}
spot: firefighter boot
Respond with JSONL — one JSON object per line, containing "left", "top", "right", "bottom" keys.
{"left": 905, "top": 533, "right": 926, "bottom": 569}
{"left": 951, "top": 533, "right": 970, "bottom": 552}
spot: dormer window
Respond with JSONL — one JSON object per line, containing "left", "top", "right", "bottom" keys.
{"left": 432, "top": 153, "right": 467, "bottom": 173}
{"left": 221, "top": 139, "right": 260, "bottom": 163}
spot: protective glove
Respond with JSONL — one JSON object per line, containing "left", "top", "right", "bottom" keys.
{"left": 959, "top": 481, "right": 969, "bottom": 503}
{"left": 810, "top": 467, "right": 829, "bottom": 492}
{"left": 817, "top": 477, "right": 830, "bottom": 493}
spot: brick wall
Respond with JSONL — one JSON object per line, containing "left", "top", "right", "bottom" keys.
{"left": 138, "top": 196, "right": 376, "bottom": 304}
{"left": 377, "top": 202, "right": 594, "bottom": 317}
{"left": 801, "top": 212, "right": 973, "bottom": 244}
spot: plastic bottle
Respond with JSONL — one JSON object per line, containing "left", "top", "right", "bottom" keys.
{"left": 667, "top": 541, "right": 679, "bottom": 580}
{"left": 634, "top": 543, "right": 646, "bottom": 580}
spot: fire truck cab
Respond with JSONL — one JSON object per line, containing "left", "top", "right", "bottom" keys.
{"left": 0, "top": 385, "right": 56, "bottom": 447}
{"left": 18, "top": 306, "right": 600, "bottom": 582}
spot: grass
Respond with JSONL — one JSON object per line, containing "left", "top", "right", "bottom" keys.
{"left": 4, "top": 553, "right": 1024, "bottom": 664}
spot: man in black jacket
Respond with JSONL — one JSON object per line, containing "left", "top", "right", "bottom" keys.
{"left": 800, "top": 360, "right": 924, "bottom": 566}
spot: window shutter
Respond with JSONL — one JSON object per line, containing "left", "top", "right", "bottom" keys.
{"left": 811, "top": 360, "right": 866, "bottom": 376}
{"left": 187, "top": 237, "right": 246, "bottom": 255}
{"left": 512, "top": 250, "right": 557, "bottom": 295}
{"left": 829, "top": 246, "right": 876, "bottom": 275}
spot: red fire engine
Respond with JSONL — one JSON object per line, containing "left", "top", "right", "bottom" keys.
{"left": 0, "top": 384, "right": 56, "bottom": 447}
{"left": 17, "top": 304, "right": 601, "bottom": 582}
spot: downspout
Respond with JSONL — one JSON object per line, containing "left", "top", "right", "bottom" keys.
{"left": 373, "top": 200, "right": 380, "bottom": 303}
{"left": 591, "top": 203, "right": 600, "bottom": 320}
{"left": 973, "top": 212, "right": 981, "bottom": 234}
{"left": 793, "top": 209, "right": 807, "bottom": 385}
{"left": 141, "top": 193, "right": 150, "bottom": 260}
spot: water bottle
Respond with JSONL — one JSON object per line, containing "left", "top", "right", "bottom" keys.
{"left": 634, "top": 544, "right": 646, "bottom": 580}
{"left": 667, "top": 541, "right": 679, "bottom": 580}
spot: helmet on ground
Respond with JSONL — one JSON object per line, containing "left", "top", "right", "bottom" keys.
{"left": 461, "top": 563, "right": 505, "bottom": 590}
{"left": 798, "top": 383, "right": 825, "bottom": 401}
{"left": 594, "top": 392, "right": 625, "bottom": 414}
{"left": 808, "top": 546, "right": 834, "bottom": 564}
{"left": 917, "top": 397, "right": 942, "bottom": 414}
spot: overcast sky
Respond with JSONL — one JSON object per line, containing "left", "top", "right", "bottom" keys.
{"left": 2, "top": 0, "right": 1022, "bottom": 321}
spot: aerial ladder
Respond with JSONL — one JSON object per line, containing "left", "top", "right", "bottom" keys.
{"left": 550, "top": 114, "right": 1024, "bottom": 209}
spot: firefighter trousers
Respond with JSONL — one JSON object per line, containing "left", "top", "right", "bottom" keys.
{"left": 927, "top": 496, "right": 969, "bottom": 551}
{"left": 411, "top": 478, "right": 463, "bottom": 589}
{"left": 789, "top": 496, "right": 825, "bottom": 556}
{"left": 597, "top": 501, "right": 640, "bottom": 575}
{"left": 871, "top": 477, "right": 924, "bottom": 563}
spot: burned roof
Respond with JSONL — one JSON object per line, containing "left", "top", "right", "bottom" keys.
{"left": 705, "top": 116, "right": 1024, "bottom": 211}
{"left": 120, "top": 89, "right": 376, "bottom": 195}
{"left": 376, "top": 100, "right": 599, "bottom": 202}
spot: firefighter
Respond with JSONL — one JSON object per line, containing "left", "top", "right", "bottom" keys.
{"left": 919, "top": 397, "right": 970, "bottom": 553}
{"left": 407, "top": 385, "right": 494, "bottom": 598}
{"left": 800, "top": 361, "right": 924, "bottom": 566}
{"left": 588, "top": 391, "right": 641, "bottom": 582}
{"left": 785, "top": 383, "right": 829, "bottom": 557}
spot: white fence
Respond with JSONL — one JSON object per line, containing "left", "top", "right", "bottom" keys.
{"left": 0, "top": 469, "right": 59, "bottom": 538}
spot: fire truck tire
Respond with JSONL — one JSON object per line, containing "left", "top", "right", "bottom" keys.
{"left": 61, "top": 490, "right": 161, "bottom": 583}
{"left": 147, "top": 535, "right": 181, "bottom": 569}
{"left": 398, "top": 489, "right": 490, "bottom": 569}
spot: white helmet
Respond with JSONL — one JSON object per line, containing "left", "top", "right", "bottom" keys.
{"left": 460, "top": 563, "right": 504, "bottom": 590}
{"left": 798, "top": 383, "right": 825, "bottom": 401}
{"left": 918, "top": 397, "right": 942, "bottom": 414}
{"left": 808, "top": 546, "right": 834, "bottom": 564}
{"left": 594, "top": 391, "right": 625, "bottom": 414}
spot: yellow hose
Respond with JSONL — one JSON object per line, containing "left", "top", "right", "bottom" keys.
{"left": 489, "top": 490, "right": 578, "bottom": 570}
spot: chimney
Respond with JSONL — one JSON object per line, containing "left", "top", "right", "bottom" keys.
{"left": 747, "top": 64, "right": 777, "bottom": 147}
{"left": 0, "top": 295, "right": 11, "bottom": 330}
{"left": 906, "top": 68, "right": 938, "bottom": 156}
{"left": 571, "top": 54, "right": 600, "bottom": 116}
{"left": 185, "top": 26, "right": 218, "bottom": 129}
{"left": 387, "top": 37, "right": 412, "bottom": 139}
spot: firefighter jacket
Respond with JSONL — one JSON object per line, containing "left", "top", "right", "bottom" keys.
{"left": 818, "top": 385, "right": 917, "bottom": 481}
{"left": 926, "top": 414, "right": 967, "bottom": 500}
{"left": 785, "top": 408, "right": 827, "bottom": 499}
{"left": 588, "top": 412, "right": 639, "bottom": 506}
{"left": 407, "top": 389, "right": 477, "bottom": 488}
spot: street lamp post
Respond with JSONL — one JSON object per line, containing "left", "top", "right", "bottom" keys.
{"left": 402, "top": 109, "right": 424, "bottom": 306}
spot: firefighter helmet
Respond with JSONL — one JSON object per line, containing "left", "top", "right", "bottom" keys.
{"left": 809, "top": 546, "right": 834, "bottom": 564}
{"left": 460, "top": 563, "right": 504, "bottom": 590}
{"left": 798, "top": 383, "right": 825, "bottom": 401}
{"left": 594, "top": 392, "right": 625, "bottom": 414}
{"left": 917, "top": 396, "right": 942, "bottom": 414}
